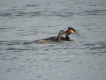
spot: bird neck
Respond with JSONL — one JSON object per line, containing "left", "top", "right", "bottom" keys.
{"left": 65, "top": 34, "right": 71, "bottom": 41}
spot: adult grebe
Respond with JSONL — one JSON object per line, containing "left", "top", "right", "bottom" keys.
{"left": 35, "top": 30, "right": 68, "bottom": 43}
{"left": 35, "top": 27, "right": 78, "bottom": 43}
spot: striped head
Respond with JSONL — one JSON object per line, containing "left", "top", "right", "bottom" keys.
{"left": 66, "top": 27, "right": 78, "bottom": 35}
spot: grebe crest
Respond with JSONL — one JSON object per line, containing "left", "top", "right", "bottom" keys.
{"left": 66, "top": 27, "right": 78, "bottom": 34}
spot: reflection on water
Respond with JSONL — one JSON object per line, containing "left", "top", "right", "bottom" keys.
{"left": 0, "top": 0, "right": 106, "bottom": 80}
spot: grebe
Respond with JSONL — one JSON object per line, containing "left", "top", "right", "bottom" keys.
{"left": 35, "top": 27, "right": 78, "bottom": 43}
{"left": 35, "top": 30, "right": 68, "bottom": 42}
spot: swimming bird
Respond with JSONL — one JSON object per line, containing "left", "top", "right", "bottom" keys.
{"left": 35, "top": 30, "right": 67, "bottom": 42}
{"left": 35, "top": 27, "right": 78, "bottom": 43}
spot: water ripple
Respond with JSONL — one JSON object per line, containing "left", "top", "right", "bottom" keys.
{"left": 0, "top": 12, "right": 12, "bottom": 17}
{"left": 82, "top": 41, "right": 106, "bottom": 54}
{"left": 84, "top": 9, "right": 106, "bottom": 15}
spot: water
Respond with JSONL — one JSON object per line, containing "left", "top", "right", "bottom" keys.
{"left": 0, "top": 0, "right": 106, "bottom": 80}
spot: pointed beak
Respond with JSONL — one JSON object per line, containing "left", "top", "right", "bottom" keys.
{"left": 75, "top": 31, "right": 79, "bottom": 34}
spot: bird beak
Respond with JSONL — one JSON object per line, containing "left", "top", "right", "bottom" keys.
{"left": 75, "top": 31, "right": 79, "bottom": 34}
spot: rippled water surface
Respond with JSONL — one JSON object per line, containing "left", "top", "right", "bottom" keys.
{"left": 0, "top": 0, "right": 106, "bottom": 80}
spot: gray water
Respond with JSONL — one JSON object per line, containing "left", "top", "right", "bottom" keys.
{"left": 0, "top": 0, "right": 106, "bottom": 80}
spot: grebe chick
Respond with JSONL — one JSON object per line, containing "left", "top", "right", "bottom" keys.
{"left": 55, "top": 30, "right": 68, "bottom": 41}
{"left": 35, "top": 30, "right": 68, "bottom": 43}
